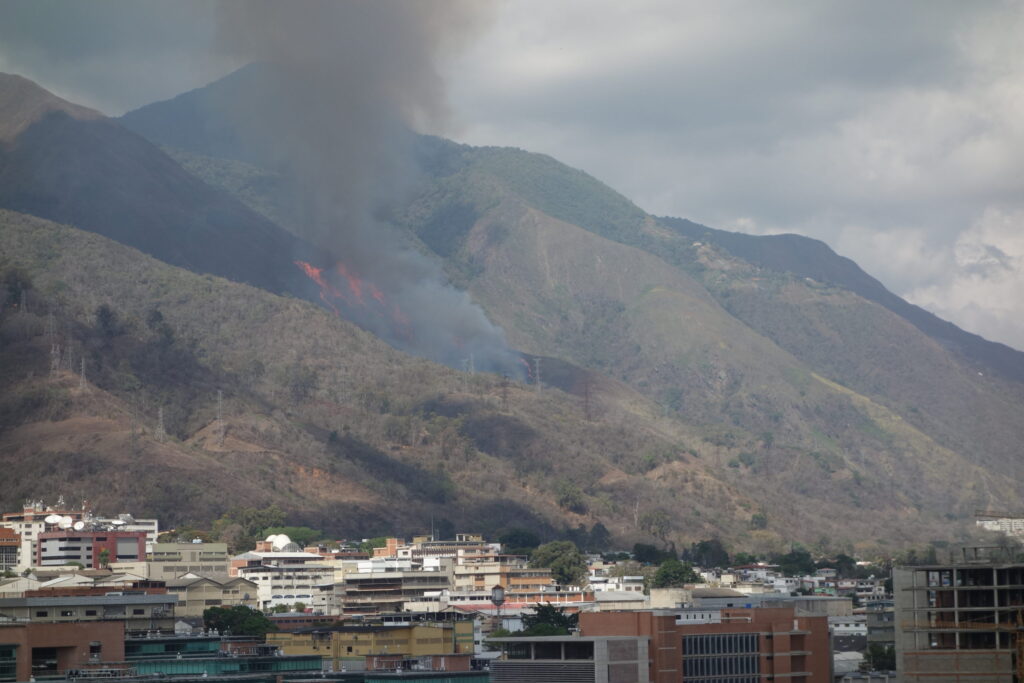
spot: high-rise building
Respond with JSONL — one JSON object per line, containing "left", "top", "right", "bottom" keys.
{"left": 894, "top": 555, "right": 1024, "bottom": 682}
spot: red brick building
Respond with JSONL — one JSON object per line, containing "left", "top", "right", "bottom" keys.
{"left": 0, "top": 620, "right": 125, "bottom": 681}
{"left": 580, "top": 607, "right": 831, "bottom": 683}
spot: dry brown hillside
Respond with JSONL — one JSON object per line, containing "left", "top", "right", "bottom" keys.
{"left": 0, "top": 210, "right": 1008, "bottom": 554}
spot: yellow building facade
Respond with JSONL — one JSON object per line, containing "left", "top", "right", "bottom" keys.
{"left": 269, "top": 622, "right": 474, "bottom": 668}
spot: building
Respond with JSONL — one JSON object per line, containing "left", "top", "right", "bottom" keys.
{"left": 270, "top": 620, "right": 473, "bottom": 669}
{"left": 0, "top": 529, "right": 19, "bottom": 571}
{"left": 36, "top": 529, "right": 147, "bottom": 568}
{"left": 342, "top": 557, "right": 453, "bottom": 615}
{"left": 0, "top": 590, "right": 178, "bottom": 632}
{"left": 580, "top": 606, "right": 832, "bottom": 683}
{"left": 894, "top": 555, "right": 1024, "bottom": 682}
{"left": 0, "top": 503, "right": 157, "bottom": 571}
{"left": 114, "top": 541, "right": 230, "bottom": 581}
{"left": 0, "top": 619, "right": 125, "bottom": 681}
{"left": 489, "top": 635, "right": 651, "bottom": 683}
{"left": 164, "top": 575, "right": 258, "bottom": 618}
{"left": 230, "top": 537, "right": 335, "bottom": 613}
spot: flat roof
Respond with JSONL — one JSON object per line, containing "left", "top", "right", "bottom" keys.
{"left": 487, "top": 635, "right": 647, "bottom": 643}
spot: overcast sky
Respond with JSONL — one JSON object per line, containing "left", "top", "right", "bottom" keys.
{"left": 2, "top": 1, "right": 1022, "bottom": 350}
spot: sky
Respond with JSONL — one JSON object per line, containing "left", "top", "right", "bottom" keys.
{"left": 1, "top": 0, "right": 1022, "bottom": 350}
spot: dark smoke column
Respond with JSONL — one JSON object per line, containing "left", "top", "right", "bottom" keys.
{"left": 214, "top": 1, "right": 519, "bottom": 374}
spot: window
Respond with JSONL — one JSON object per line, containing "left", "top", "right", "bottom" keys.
{"left": 85, "top": 610, "right": 97, "bottom": 616}
{"left": 60, "top": 610, "right": 74, "bottom": 617}
{"left": 35, "top": 611, "right": 48, "bottom": 617}
{"left": 132, "top": 609, "right": 145, "bottom": 615}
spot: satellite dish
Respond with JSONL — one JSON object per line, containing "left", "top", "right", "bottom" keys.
{"left": 111, "top": 519, "right": 126, "bottom": 526}
{"left": 44, "top": 515, "right": 61, "bottom": 524}
{"left": 59, "top": 516, "right": 73, "bottom": 529}
{"left": 73, "top": 521, "right": 86, "bottom": 531}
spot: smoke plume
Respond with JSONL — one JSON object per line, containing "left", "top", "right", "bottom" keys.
{"left": 213, "top": 1, "right": 519, "bottom": 373}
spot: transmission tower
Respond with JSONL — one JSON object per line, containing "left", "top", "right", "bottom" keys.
{"left": 79, "top": 357, "right": 86, "bottom": 391}
{"left": 501, "top": 375, "right": 510, "bottom": 412}
{"left": 534, "top": 357, "right": 542, "bottom": 394}
{"left": 49, "top": 344, "right": 61, "bottom": 378}
{"left": 155, "top": 406, "right": 166, "bottom": 442}
{"left": 583, "top": 377, "right": 592, "bottom": 421}
{"left": 217, "top": 390, "right": 226, "bottom": 446}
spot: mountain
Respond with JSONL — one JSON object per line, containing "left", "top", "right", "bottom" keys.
{"left": 0, "top": 209, "right": 1007, "bottom": 553}
{"left": 657, "top": 215, "right": 1024, "bottom": 383}
{"left": 0, "top": 72, "right": 322, "bottom": 301}
{"left": 0, "top": 67, "right": 1018, "bottom": 553}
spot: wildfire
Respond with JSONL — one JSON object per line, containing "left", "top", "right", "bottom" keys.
{"left": 335, "top": 263, "right": 364, "bottom": 304}
{"left": 294, "top": 259, "right": 411, "bottom": 339}
{"left": 294, "top": 260, "right": 341, "bottom": 315}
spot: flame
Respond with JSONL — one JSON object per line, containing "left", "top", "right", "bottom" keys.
{"left": 294, "top": 260, "right": 341, "bottom": 315}
{"left": 295, "top": 259, "right": 411, "bottom": 341}
{"left": 369, "top": 283, "right": 386, "bottom": 304}
{"left": 335, "top": 263, "right": 364, "bottom": 304}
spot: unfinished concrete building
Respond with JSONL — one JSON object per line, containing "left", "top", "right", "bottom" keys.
{"left": 894, "top": 552, "right": 1024, "bottom": 682}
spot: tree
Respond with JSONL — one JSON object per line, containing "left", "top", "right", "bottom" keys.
{"left": 98, "top": 549, "right": 111, "bottom": 569}
{"left": 212, "top": 505, "right": 286, "bottom": 551}
{"left": 94, "top": 304, "right": 120, "bottom": 337}
{"left": 530, "top": 541, "right": 587, "bottom": 587}
{"left": 652, "top": 558, "right": 701, "bottom": 588}
{"left": 774, "top": 547, "right": 816, "bottom": 576}
{"left": 633, "top": 543, "right": 674, "bottom": 565}
{"left": 499, "top": 528, "right": 540, "bottom": 555}
{"left": 204, "top": 606, "right": 276, "bottom": 636}
{"left": 555, "top": 481, "right": 587, "bottom": 514}
{"left": 749, "top": 512, "right": 768, "bottom": 530}
{"left": 683, "top": 538, "right": 730, "bottom": 568}
{"left": 359, "top": 536, "right": 388, "bottom": 555}
{"left": 864, "top": 643, "right": 895, "bottom": 670}
{"left": 521, "top": 603, "right": 578, "bottom": 636}
{"left": 587, "top": 523, "right": 612, "bottom": 552}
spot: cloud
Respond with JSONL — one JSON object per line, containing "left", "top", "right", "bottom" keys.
{"left": 446, "top": 0, "right": 1024, "bottom": 349}
{"left": 1, "top": 0, "right": 1022, "bottom": 349}
{"left": 906, "top": 208, "right": 1024, "bottom": 350}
